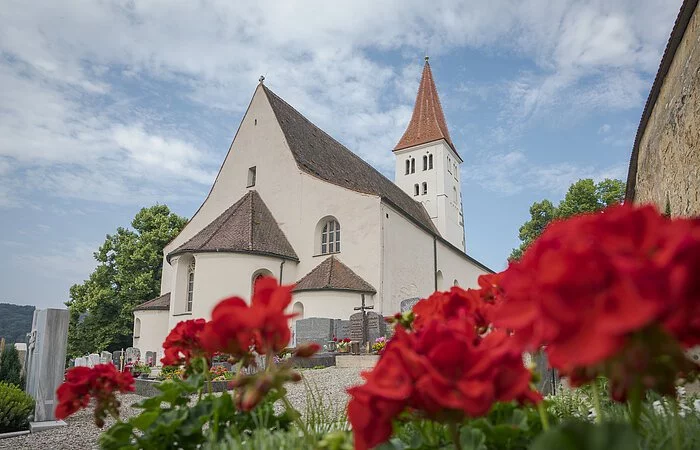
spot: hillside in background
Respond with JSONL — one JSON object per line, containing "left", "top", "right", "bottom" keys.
{"left": 0, "top": 303, "right": 35, "bottom": 344}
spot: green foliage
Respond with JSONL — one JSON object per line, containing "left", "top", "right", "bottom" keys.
{"left": 0, "top": 344, "right": 23, "bottom": 388}
{"left": 529, "top": 422, "right": 639, "bottom": 450}
{"left": 66, "top": 205, "right": 187, "bottom": 357}
{"left": 100, "top": 374, "right": 292, "bottom": 449}
{"left": 510, "top": 178, "right": 625, "bottom": 260}
{"left": 0, "top": 381, "right": 34, "bottom": 433}
{"left": 0, "top": 303, "right": 34, "bottom": 344}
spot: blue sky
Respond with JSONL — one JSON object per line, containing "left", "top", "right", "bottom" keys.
{"left": 0, "top": 0, "right": 682, "bottom": 309}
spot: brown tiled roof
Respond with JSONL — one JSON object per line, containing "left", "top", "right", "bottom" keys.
{"left": 394, "top": 58, "right": 457, "bottom": 156}
{"left": 168, "top": 190, "right": 298, "bottom": 261}
{"left": 262, "top": 85, "right": 439, "bottom": 235}
{"left": 293, "top": 256, "right": 376, "bottom": 294}
{"left": 625, "top": 0, "right": 699, "bottom": 201}
{"left": 134, "top": 293, "right": 170, "bottom": 311}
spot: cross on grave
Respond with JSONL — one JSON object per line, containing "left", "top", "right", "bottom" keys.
{"left": 353, "top": 294, "right": 373, "bottom": 348}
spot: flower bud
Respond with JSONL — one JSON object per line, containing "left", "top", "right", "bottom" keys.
{"left": 240, "top": 387, "right": 263, "bottom": 411}
{"left": 294, "top": 342, "right": 321, "bottom": 358}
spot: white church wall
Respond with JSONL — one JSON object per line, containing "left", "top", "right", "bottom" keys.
{"left": 292, "top": 290, "right": 370, "bottom": 321}
{"left": 168, "top": 252, "right": 298, "bottom": 332}
{"left": 133, "top": 309, "right": 170, "bottom": 360}
{"left": 380, "top": 203, "right": 435, "bottom": 315}
{"left": 436, "top": 241, "right": 490, "bottom": 290}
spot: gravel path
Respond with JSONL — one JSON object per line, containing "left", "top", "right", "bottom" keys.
{"left": 0, "top": 367, "right": 363, "bottom": 450}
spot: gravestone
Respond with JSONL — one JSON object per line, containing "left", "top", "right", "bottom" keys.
{"left": 74, "top": 357, "right": 86, "bottom": 367}
{"left": 350, "top": 311, "right": 387, "bottom": 345}
{"left": 145, "top": 351, "right": 157, "bottom": 366}
{"left": 24, "top": 308, "right": 69, "bottom": 427}
{"left": 101, "top": 351, "right": 112, "bottom": 365}
{"left": 125, "top": 347, "right": 140, "bottom": 363}
{"left": 400, "top": 297, "right": 421, "bottom": 312}
{"left": 526, "top": 351, "right": 559, "bottom": 396}
{"left": 333, "top": 319, "right": 350, "bottom": 340}
{"left": 112, "top": 351, "right": 123, "bottom": 367}
{"left": 88, "top": 353, "right": 100, "bottom": 368}
{"left": 295, "top": 318, "right": 334, "bottom": 346}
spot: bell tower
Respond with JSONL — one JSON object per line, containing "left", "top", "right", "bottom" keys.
{"left": 394, "top": 57, "right": 465, "bottom": 251}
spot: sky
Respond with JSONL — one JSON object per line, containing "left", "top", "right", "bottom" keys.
{"left": 0, "top": 0, "right": 682, "bottom": 309}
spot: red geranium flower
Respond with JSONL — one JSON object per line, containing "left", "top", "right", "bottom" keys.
{"left": 348, "top": 316, "right": 539, "bottom": 450}
{"left": 161, "top": 318, "right": 209, "bottom": 366}
{"left": 56, "top": 363, "right": 134, "bottom": 427}
{"left": 201, "top": 277, "right": 297, "bottom": 357}
{"left": 493, "top": 204, "right": 700, "bottom": 399}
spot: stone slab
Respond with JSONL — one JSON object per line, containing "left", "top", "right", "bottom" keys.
{"left": 0, "top": 430, "right": 30, "bottom": 439}
{"left": 29, "top": 420, "right": 67, "bottom": 433}
{"left": 335, "top": 355, "right": 379, "bottom": 369}
{"left": 291, "top": 352, "right": 336, "bottom": 369}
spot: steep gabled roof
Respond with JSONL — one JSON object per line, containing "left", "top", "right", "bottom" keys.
{"left": 134, "top": 293, "right": 171, "bottom": 311}
{"left": 394, "top": 58, "right": 457, "bottom": 156}
{"left": 168, "top": 190, "right": 298, "bottom": 262}
{"left": 625, "top": 0, "right": 699, "bottom": 201}
{"left": 262, "top": 85, "right": 439, "bottom": 235}
{"left": 293, "top": 256, "right": 376, "bottom": 294}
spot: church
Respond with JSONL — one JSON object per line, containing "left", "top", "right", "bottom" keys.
{"left": 133, "top": 58, "right": 493, "bottom": 356}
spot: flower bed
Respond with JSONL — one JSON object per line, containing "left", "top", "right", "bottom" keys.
{"left": 52, "top": 205, "right": 700, "bottom": 450}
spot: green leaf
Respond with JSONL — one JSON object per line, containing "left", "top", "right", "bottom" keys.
{"left": 129, "top": 410, "right": 160, "bottom": 431}
{"left": 529, "top": 421, "right": 639, "bottom": 450}
{"left": 459, "top": 427, "right": 487, "bottom": 450}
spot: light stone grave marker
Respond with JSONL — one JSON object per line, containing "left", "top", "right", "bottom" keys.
{"left": 24, "top": 308, "right": 69, "bottom": 431}
{"left": 88, "top": 353, "right": 100, "bottom": 368}
{"left": 400, "top": 297, "right": 421, "bottom": 312}
{"left": 101, "top": 351, "right": 112, "bottom": 365}
{"left": 125, "top": 347, "right": 140, "bottom": 363}
{"left": 145, "top": 351, "right": 157, "bottom": 366}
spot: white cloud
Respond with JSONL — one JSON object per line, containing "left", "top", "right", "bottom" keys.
{"left": 0, "top": 0, "right": 681, "bottom": 206}
{"left": 462, "top": 150, "right": 627, "bottom": 195}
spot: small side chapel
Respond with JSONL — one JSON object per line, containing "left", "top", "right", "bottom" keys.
{"left": 133, "top": 58, "right": 493, "bottom": 356}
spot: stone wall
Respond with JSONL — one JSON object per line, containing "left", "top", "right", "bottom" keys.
{"left": 634, "top": 3, "right": 700, "bottom": 216}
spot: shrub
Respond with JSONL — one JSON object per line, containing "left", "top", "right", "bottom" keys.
{"left": 0, "top": 344, "right": 23, "bottom": 388}
{"left": 0, "top": 381, "right": 34, "bottom": 433}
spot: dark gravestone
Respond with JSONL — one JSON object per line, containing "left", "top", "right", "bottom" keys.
{"left": 333, "top": 319, "right": 350, "bottom": 340}
{"left": 530, "top": 350, "right": 559, "bottom": 396}
{"left": 112, "top": 351, "right": 123, "bottom": 366}
{"left": 350, "top": 311, "right": 387, "bottom": 344}
{"left": 400, "top": 297, "right": 421, "bottom": 312}
{"left": 145, "top": 351, "right": 157, "bottom": 366}
{"left": 295, "top": 318, "right": 334, "bottom": 346}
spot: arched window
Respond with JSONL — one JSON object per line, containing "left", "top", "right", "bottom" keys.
{"left": 422, "top": 155, "right": 428, "bottom": 171}
{"left": 422, "top": 182, "right": 427, "bottom": 195}
{"left": 414, "top": 184, "right": 419, "bottom": 196}
{"left": 293, "top": 302, "right": 304, "bottom": 319}
{"left": 453, "top": 279, "right": 459, "bottom": 286}
{"left": 410, "top": 158, "right": 415, "bottom": 173}
{"left": 321, "top": 219, "right": 341, "bottom": 254}
{"left": 436, "top": 270, "right": 444, "bottom": 290}
{"left": 429, "top": 154, "right": 433, "bottom": 169}
{"left": 134, "top": 318, "right": 141, "bottom": 338}
{"left": 186, "top": 260, "right": 195, "bottom": 312}
{"left": 405, "top": 159, "right": 410, "bottom": 175}
{"left": 453, "top": 186, "right": 458, "bottom": 202}
{"left": 251, "top": 269, "right": 274, "bottom": 296}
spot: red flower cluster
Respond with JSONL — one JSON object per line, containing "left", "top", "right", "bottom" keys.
{"left": 200, "top": 277, "right": 296, "bottom": 357}
{"left": 333, "top": 337, "right": 351, "bottom": 343}
{"left": 161, "top": 318, "right": 208, "bottom": 366}
{"left": 412, "top": 274, "right": 503, "bottom": 334}
{"left": 348, "top": 314, "right": 540, "bottom": 450}
{"left": 56, "top": 363, "right": 134, "bottom": 427}
{"left": 493, "top": 204, "right": 700, "bottom": 396}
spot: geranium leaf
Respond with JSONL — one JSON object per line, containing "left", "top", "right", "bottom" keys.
{"left": 529, "top": 421, "right": 639, "bottom": 450}
{"left": 459, "top": 427, "right": 487, "bottom": 450}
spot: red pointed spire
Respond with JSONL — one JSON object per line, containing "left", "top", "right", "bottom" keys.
{"left": 394, "top": 57, "right": 456, "bottom": 154}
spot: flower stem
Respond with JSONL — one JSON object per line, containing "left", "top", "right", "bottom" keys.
{"left": 449, "top": 422, "right": 462, "bottom": 450}
{"left": 671, "top": 397, "right": 682, "bottom": 450}
{"left": 537, "top": 402, "right": 550, "bottom": 431}
{"left": 591, "top": 380, "right": 603, "bottom": 424}
{"left": 628, "top": 381, "right": 643, "bottom": 431}
{"left": 203, "top": 358, "right": 212, "bottom": 395}
{"left": 281, "top": 394, "right": 312, "bottom": 443}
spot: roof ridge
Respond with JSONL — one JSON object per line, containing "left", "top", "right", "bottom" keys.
{"left": 263, "top": 86, "right": 399, "bottom": 192}
{"left": 326, "top": 255, "right": 335, "bottom": 287}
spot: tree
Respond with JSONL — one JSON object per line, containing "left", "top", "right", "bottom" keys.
{"left": 510, "top": 178, "right": 625, "bottom": 260}
{"left": 0, "top": 344, "right": 23, "bottom": 388}
{"left": 66, "top": 205, "right": 187, "bottom": 357}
